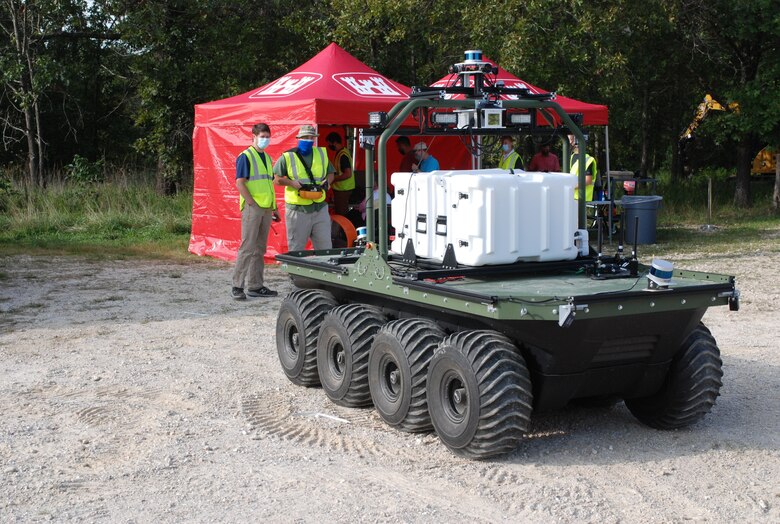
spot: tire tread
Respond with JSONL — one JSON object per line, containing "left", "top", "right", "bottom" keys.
{"left": 434, "top": 330, "right": 533, "bottom": 459}
{"left": 321, "top": 304, "right": 387, "bottom": 407}
{"left": 277, "top": 289, "right": 337, "bottom": 386}
{"left": 625, "top": 323, "right": 723, "bottom": 429}
{"left": 371, "top": 319, "right": 446, "bottom": 432}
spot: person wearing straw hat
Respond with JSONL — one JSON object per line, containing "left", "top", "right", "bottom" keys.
{"left": 273, "top": 124, "right": 335, "bottom": 251}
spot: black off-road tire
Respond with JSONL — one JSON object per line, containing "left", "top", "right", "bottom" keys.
{"left": 368, "top": 319, "right": 446, "bottom": 432}
{"left": 426, "top": 330, "right": 533, "bottom": 459}
{"left": 625, "top": 323, "right": 723, "bottom": 429}
{"left": 317, "top": 304, "right": 387, "bottom": 407}
{"left": 275, "top": 289, "right": 338, "bottom": 386}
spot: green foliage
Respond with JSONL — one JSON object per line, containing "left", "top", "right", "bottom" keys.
{"left": 0, "top": 178, "right": 192, "bottom": 253}
{"left": 655, "top": 170, "right": 777, "bottom": 223}
{"left": 331, "top": 0, "right": 472, "bottom": 86}
{"left": 65, "top": 154, "right": 105, "bottom": 185}
{"left": 0, "top": 0, "right": 777, "bottom": 210}
{"left": 0, "top": 170, "right": 19, "bottom": 212}
{"left": 101, "top": 0, "right": 326, "bottom": 192}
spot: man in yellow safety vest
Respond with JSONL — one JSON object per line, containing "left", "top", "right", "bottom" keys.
{"left": 569, "top": 138, "right": 597, "bottom": 201}
{"left": 499, "top": 136, "right": 524, "bottom": 171}
{"left": 326, "top": 131, "right": 354, "bottom": 216}
{"left": 273, "top": 124, "right": 335, "bottom": 252}
{"left": 231, "top": 122, "right": 280, "bottom": 300}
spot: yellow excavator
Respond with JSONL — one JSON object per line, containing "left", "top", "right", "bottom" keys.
{"left": 680, "top": 94, "right": 776, "bottom": 175}
{"left": 752, "top": 147, "right": 777, "bottom": 175}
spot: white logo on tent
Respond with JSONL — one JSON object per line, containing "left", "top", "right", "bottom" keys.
{"left": 333, "top": 73, "right": 402, "bottom": 97}
{"left": 250, "top": 73, "right": 323, "bottom": 97}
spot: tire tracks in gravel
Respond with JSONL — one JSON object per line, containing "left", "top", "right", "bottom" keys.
{"left": 237, "top": 386, "right": 580, "bottom": 513}
{"left": 21, "top": 383, "right": 170, "bottom": 427}
{"left": 15, "top": 381, "right": 197, "bottom": 475}
{"left": 240, "top": 390, "right": 447, "bottom": 461}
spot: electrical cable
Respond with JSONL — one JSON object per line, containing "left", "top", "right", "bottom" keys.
{"left": 506, "top": 296, "right": 566, "bottom": 305}
{"left": 393, "top": 170, "right": 417, "bottom": 257}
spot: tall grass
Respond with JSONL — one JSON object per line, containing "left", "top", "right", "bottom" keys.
{"left": 0, "top": 164, "right": 777, "bottom": 261}
{"left": 652, "top": 168, "right": 777, "bottom": 224}
{"left": 0, "top": 175, "right": 194, "bottom": 259}
{"left": 612, "top": 168, "right": 780, "bottom": 257}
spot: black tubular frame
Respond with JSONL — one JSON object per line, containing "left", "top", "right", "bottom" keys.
{"left": 363, "top": 95, "right": 588, "bottom": 260}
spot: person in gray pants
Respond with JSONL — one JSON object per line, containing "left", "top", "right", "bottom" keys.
{"left": 231, "top": 123, "right": 280, "bottom": 300}
{"left": 273, "top": 124, "right": 335, "bottom": 251}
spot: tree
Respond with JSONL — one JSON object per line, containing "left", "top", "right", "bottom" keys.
{"left": 0, "top": 0, "right": 49, "bottom": 186}
{"left": 0, "top": 0, "right": 126, "bottom": 184}
{"left": 104, "top": 0, "right": 332, "bottom": 194}
{"left": 774, "top": 150, "right": 780, "bottom": 212}
{"left": 331, "top": 0, "right": 472, "bottom": 87}
{"left": 470, "top": 0, "right": 699, "bottom": 177}
{"left": 676, "top": 0, "right": 780, "bottom": 207}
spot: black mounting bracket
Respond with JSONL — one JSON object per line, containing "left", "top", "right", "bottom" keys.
{"left": 442, "top": 244, "right": 458, "bottom": 269}
{"left": 403, "top": 239, "right": 417, "bottom": 265}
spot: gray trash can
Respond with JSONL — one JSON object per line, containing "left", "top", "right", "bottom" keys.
{"left": 621, "top": 195, "right": 663, "bottom": 244}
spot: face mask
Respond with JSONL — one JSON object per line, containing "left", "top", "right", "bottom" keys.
{"left": 298, "top": 139, "right": 314, "bottom": 154}
{"left": 256, "top": 137, "right": 270, "bottom": 150}
{"left": 502, "top": 144, "right": 512, "bottom": 153}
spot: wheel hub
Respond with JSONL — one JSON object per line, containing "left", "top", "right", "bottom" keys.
{"left": 453, "top": 387, "right": 466, "bottom": 405}
{"left": 442, "top": 373, "right": 468, "bottom": 422}
{"left": 329, "top": 341, "right": 346, "bottom": 378}
{"left": 286, "top": 325, "right": 299, "bottom": 357}
{"left": 380, "top": 357, "right": 401, "bottom": 401}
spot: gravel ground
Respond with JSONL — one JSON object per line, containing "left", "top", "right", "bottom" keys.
{"left": 0, "top": 247, "right": 778, "bottom": 523}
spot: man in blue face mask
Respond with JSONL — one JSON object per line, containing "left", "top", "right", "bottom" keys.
{"left": 273, "top": 124, "right": 336, "bottom": 251}
{"left": 499, "top": 136, "right": 524, "bottom": 171}
{"left": 232, "top": 122, "right": 280, "bottom": 300}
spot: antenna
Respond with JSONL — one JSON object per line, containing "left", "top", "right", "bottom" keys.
{"left": 597, "top": 216, "right": 604, "bottom": 258}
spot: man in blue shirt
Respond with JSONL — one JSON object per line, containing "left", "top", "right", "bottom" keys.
{"left": 412, "top": 142, "right": 440, "bottom": 172}
{"left": 231, "top": 123, "right": 280, "bottom": 300}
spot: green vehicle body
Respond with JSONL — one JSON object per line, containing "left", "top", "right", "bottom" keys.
{"left": 274, "top": 73, "right": 739, "bottom": 457}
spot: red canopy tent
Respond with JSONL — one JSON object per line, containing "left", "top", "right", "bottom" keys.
{"left": 430, "top": 59, "right": 609, "bottom": 125}
{"left": 190, "top": 47, "right": 608, "bottom": 262}
{"left": 190, "top": 43, "right": 422, "bottom": 261}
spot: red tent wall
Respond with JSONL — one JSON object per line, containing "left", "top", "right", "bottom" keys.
{"left": 190, "top": 43, "right": 470, "bottom": 261}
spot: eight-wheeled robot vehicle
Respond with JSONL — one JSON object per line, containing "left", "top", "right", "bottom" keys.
{"left": 274, "top": 51, "right": 740, "bottom": 458}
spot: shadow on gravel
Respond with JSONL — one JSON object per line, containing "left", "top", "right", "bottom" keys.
{"left": 492, "top": 355, "right": 780, "bottom": 466}
{"left": 0, "top": 255, "right": 293, "bottom": 328}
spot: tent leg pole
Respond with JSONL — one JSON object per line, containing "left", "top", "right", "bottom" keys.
{"left": 351, "top": 127, "right": 357, "bottom": 169}
{"left": 605, "top": 125, "right": 611, "bottom": 243}
{"left": 365, "top": 147, "right": 375, "bottom": 243}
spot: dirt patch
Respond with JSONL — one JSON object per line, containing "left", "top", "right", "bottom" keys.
{"left": 0, "top": 251, "right": 778, "bottom": 522}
